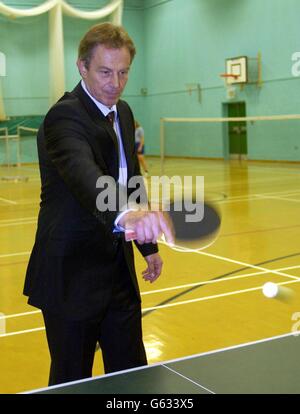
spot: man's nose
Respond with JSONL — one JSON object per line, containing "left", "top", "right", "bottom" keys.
{"left": 111, "top": 73, "right": 120, "bottom": 88}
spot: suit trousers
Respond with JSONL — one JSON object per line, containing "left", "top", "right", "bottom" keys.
{"left": 42, "top": 249, "right": 147, "bottom": 386}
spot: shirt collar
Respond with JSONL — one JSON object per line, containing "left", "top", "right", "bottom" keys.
{"left": 81, "top": 80, "right": 117, "bottom": 118}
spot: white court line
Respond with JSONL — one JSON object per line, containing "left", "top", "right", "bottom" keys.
{"left": 255, "top": 189, "right": 300, "bottom": 196}
{"left": 141, "top": 264, "right": 300, "bottom": 296}
{"left": 0, "top": 310, "right": 41, "bottom": 320}
{"left": 2, "top": 264, "right": 300, "bottom": 322}
{"left": 0, "top": 217, "right": 36, "bottom": 224}
{"left": 141, "top": 271, "right": 265, "bottom": 295}
{"left": 142, "top": 278, "right": 300, "bottom": 312}
{"left": 168, "top": 246, "right": 300, "bottom": 282}
{"left": 0, "top": 220, "right": 36, "bottom": 228}
{"left": 0, "top": 199, "right": 39, "bottom": 207}
{"left": 218, "top": 188, "right": 300, "bottom": 199}
{"left": 0, "top": 197, "right": 17, "bottom": 205}
{"left": 1, "top": 239, "right": 299, "bottom": 333}
{"left": 15, "top": 199, "right": 39, "bottom": 205}
{"left": 219, "top": 193, "right": 300, "bottom": 205}
{"left": 1, "top": 278, "right": 300, "bottom": 337}
{"left": 229, "top": 189, "right": 300, "bottom": 199}
{"left": 255, "top": 195, "right": 300, "bottom": 203}
{"left": 208, "top": 193, "right": 300, "bottom": 207}
{"left": 162, "top": 364, "right": 215, "bottom": 394}
{"left": 153, "top": 180, "right": 300, "bottom": 205}
{"left": 0, "top": 327, "right": 45, "bottom": 338}
{"left": 0, "top": 313, "right": 5, "bottom": 335}
{"left": 0, "top": 251, "right": 30, "bottom": 259}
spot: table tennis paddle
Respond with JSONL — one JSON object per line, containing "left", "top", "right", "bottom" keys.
{"left": 125, "top": 199, "right": 221, "bottom": 251}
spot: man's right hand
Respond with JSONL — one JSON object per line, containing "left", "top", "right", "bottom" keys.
{"left": 119, "top": 210, "right": 175, "bottom": 245}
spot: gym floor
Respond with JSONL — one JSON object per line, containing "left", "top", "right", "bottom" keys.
{"left": 1, "top": 157, "right": 300, "bottom": 393}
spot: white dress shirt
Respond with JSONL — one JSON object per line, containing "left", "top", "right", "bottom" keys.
{"left": 81, "top": 80, "right": 130, "bottom": 230}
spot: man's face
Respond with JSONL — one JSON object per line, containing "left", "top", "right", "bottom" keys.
{"left": 77, "top": 44, "right": 131, "bottom": 107}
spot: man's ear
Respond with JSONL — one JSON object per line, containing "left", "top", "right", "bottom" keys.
{"left": 77, "top": 59, "right": 88, "bottom": 78}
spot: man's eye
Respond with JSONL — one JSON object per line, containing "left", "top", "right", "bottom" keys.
{"left": 100, "top": 70, "right": 110, "bottom": 76}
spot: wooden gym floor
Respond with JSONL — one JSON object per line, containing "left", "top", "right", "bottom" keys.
{"left": 0, "top": 157, "right": 300, "bottom": 393}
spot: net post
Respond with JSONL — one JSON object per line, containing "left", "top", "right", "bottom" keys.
{"left": 0, "top": 127, "right": 9, "bottom": 167}
{"left": 16, "top": 126, "right": 22, "bottom": 166}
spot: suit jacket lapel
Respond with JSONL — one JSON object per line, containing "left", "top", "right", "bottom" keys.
{"left": 72, "top": 82, "right": 134, "bottom": 179}
{"left": 71, "top": 83, "right": 119, "bottom": 158}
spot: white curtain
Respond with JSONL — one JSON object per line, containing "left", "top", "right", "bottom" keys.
{"left": 0, "top": 81, "right": 6, "bottom": 121}
{"left": 0, "top": 51, "right": 6, "bottom": 120}
{"left": 0, "top": 0, "right": 124, "bottom": 115}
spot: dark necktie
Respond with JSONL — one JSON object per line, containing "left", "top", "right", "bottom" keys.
{"left": 106, "top": 111, "right": 115, "bottom": 126}
{"left": 106, "top": 111, "right": 120, "bottom": 165}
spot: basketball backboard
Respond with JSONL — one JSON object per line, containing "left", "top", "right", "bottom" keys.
{"left": 225, "top": 56, "right": 247, "bottom": 84}
{"left": 0, "top": 52, "right": 6, "bottom": 77}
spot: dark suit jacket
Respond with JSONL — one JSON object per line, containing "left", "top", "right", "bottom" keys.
{"left": 24, "top": 82, "right": 158, "bottom": 320}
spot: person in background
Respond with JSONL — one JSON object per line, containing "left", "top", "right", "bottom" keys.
{"left": 135, "top": 120, "right": 149, "bottom": 177}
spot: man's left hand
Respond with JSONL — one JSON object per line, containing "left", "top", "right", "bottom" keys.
{"left": 142, "top": 253, "right": 163, "bottom": 283}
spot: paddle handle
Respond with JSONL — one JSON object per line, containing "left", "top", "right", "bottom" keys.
{"left": 125, "top": 230, "right": 137, "bottom": 241}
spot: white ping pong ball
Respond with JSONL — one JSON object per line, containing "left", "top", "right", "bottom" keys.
{"left": 262, "top": 282, "right": 279, "bottom": 298}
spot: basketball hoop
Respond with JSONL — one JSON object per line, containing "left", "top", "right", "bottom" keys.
{"left": 220, "top": 73, "right": 239, "bottom": 83}
{"left": 220, "top": 73, "right": 239, "bottom": 100}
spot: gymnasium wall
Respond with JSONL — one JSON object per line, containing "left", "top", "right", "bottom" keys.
{"left": 0, "top": 0, "right": 145, "bottom": 116}
{"left": 1, "top": 0, "right": 300, "bottom": 162}
{"left": 141, "top": 0, "right": 300, "bottom": 161}
{"left": 0, "top": 0, "right": 146, "bottom": 163}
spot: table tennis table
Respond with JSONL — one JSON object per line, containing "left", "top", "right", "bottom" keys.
{"left": 25, "top": 332, "right": 300, "bottom": 394}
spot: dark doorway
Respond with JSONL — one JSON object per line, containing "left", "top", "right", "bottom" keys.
{"left": 225, "top": 102, "right": 248, "bottom": 159}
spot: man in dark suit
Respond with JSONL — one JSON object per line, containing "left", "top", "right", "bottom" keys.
{"left": 24, "top": 22, "right": 174, "bottom": 386}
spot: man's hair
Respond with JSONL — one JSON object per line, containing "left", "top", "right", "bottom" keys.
{"left": 78, "top": 22, "right": 136, "bottom": 68}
